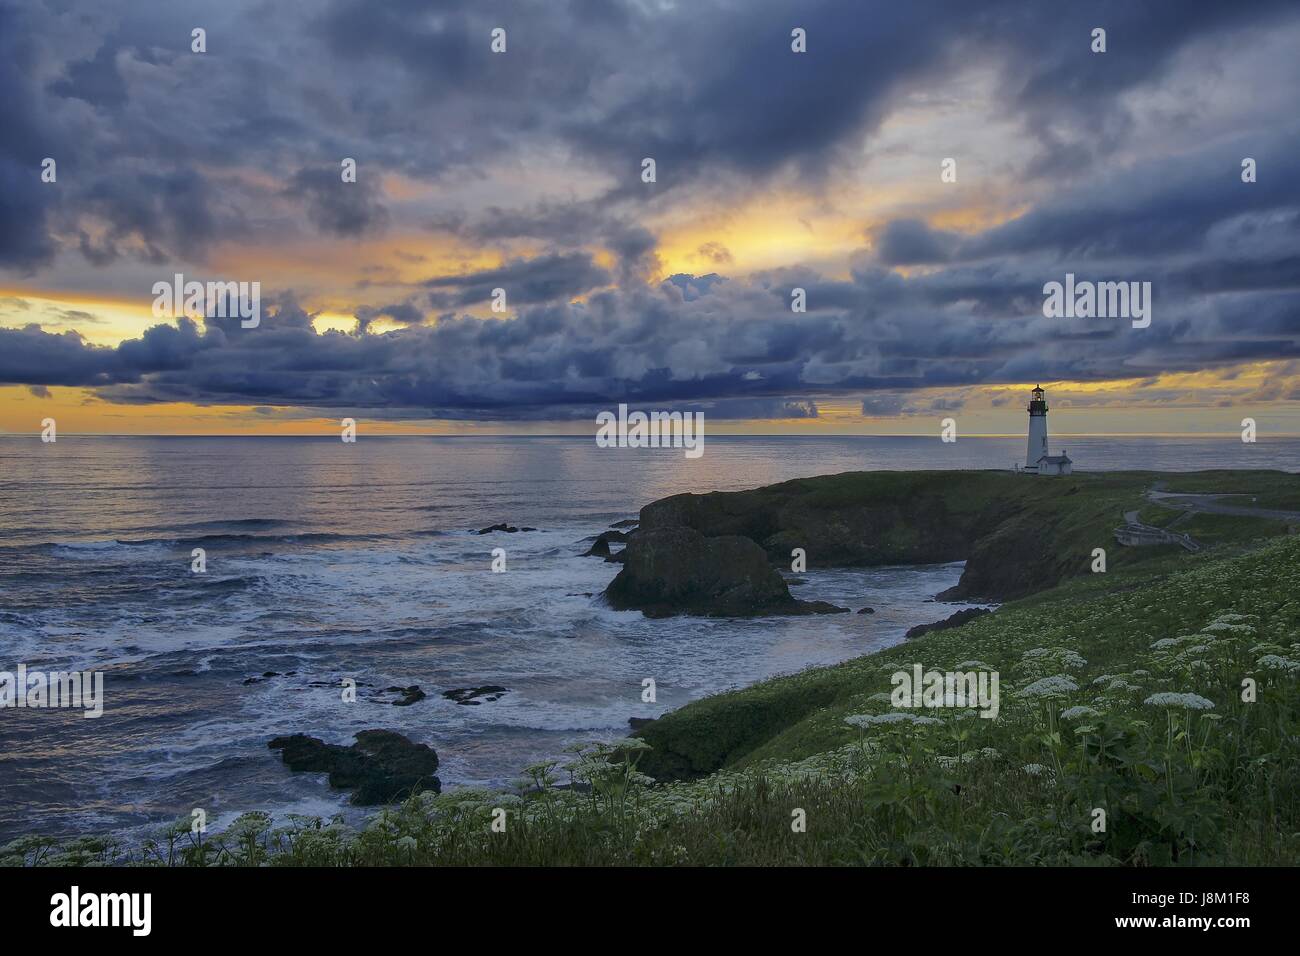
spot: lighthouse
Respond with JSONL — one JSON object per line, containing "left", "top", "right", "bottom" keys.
{"left": 1027, "top": 385, "right": 1049, "bottom": 465}
{"left": 1022, "top": 385, "right": 1072, "bottom": 475}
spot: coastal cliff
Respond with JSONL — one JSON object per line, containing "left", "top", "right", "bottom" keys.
{"left": 605, "top": 470, "right": 1172, "bottom": 614}
{"left": 603, "top": 525, "right": 848, "bottom": 617}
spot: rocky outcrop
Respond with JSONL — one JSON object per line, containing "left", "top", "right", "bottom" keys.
{"left": 268, "top": 730, "right": 440, "bottom": 805}
{"left": 474, "top": 523, "right": 537, "bottom": 534}
{"left": 386, "top": 685, "right": 426, "bottom": 706}
{"left": 904, "top": 606, "right": 992, "bottom": 640}
{"left": 442, "top": 685, "right": 509, "bottom": 705}
{"left": 604, "top": 526, "right": 848, "bottom": 617}
{"left": 582, "top": 529, "right": 629, "bottom": 557}
{"left": 616, "top": 471, "right": 1139, "bottom": 604}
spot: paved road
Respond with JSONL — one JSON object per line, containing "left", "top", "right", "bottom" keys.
{"left": 1145, "top": 489, "right": 1300, "bottom": 523}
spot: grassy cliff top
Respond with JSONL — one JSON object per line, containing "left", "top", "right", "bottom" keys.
{"left": 636, "top": 468, "right": 1300, "bottom": 602}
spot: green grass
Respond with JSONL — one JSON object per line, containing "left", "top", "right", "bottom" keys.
{"left": 1177, "top": 513, "right": 1293, "bottom": 547}
{"left": 1136, "top": 505, "right": 1180, "bottom": 528}
{"left": 1160, "top": 471, "right": 1300, "bottom": 511}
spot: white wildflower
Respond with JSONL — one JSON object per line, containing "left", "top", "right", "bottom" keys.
{"left": 1150, "top": 635, "right": 1200, "bottom": 650}
{"left": 1143, "top": 692, "right": 1215, "bottom": 711}
{"left": 1202, "top": 622, "right": 1254, "bottom": 635}
{"left": 845, "top": 712, "right": 942, "bottom": 728}
{"left": 1017, "top": 674, "right": 1079, "bottom": 699}
{"left": 1256, "top": 655, "right": 1300, "bottom": 674}
{"left": 1059, "top": 705, "right": 1099, "bottom": 721}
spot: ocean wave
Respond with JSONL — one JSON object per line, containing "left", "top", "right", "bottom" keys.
{"left": 39, "top": 531, "right": 392, "bottom": 555}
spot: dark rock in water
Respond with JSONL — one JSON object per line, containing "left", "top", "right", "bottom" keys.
{"left": 857, "top": 606, "right": 876, "bottom": 615}
{"left": 387, "top": 685, "right": 426, "bottom": 706}
{"left": 628, "top": 716, "right": 656, "bottom": 731}
{"left": 905, "top": 606, "right": 992, "bottom": 640}
{"left": 605, "top": 550, "right": 626, "bottom": 564}
{"left": 801, "top": 601, "right": 852, "bottom": 614}
{"left": 243, "top": 671, "right": 283, "bottom": 685}
{"left": 474, "top": 523, "right": 537, "bottom": 534}
{"left": 268, "top": 730, "right": 440, "bottom": 805}
{"left": 604, "top": 526, "right": 848, "bottom": 617}
{"left": 442, "top": 685, "right": 509, "bottom": 705}
{"left": 610, "top": 519, "right": 639, "bottom": 528}
{"left": 583, "top": 529, "right": 630, "bottom": 556}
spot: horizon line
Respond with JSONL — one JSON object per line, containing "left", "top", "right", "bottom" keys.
{"left": 3, "top": 431, "right": 1297, "bottom": 440}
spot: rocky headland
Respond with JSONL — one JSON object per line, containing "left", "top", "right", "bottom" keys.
{"left": 599, "top": 470, "right": 1158, "bottom": 617}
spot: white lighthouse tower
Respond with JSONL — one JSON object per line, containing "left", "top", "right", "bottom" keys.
{"left": 1022, "top": 385, "right": 1072, "bottom": 475}
{"left": 1027, "top": 385, "right": 1049, "bottom": 466}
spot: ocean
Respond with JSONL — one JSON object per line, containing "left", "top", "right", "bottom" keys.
{"left": 1, "top": 434, "right": 1296, "bottom": 842}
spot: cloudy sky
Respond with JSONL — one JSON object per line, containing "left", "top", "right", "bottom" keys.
{"left": 2, "top": 0, "right": 1298, "bottom": 435}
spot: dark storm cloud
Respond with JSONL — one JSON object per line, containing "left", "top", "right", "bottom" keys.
{"left": 0, "top": 324, "right": 124, "bottom": 386}
{"left": 6, "top": 212, "right": 1295, "bottom": 415}
{"left": 0, "top": 157, "right": 57, "bottom": 270}
{"left": 874, "top": 220, "right": 957, "bottom": 267}
{"left": 354, "top": 300, "right": 426, "bottom": 333}
{"left": 988, "top": 0, "right": 1299, "bottom": 180}
{"left": 871, "top": 133, "right": 1300, "bottom": 268}
{"left": 3, "top": 0, "right": 1299, "bottom": 417}
{"left": 966, "top": 141, "right": 1300, "bottom": 262}
{"left": 287, "top": 166, "right": 389, "bottom": 237}
{"left": 8, "top": 0, "right": 1296, "bottom": 272}
{"left": 47, "top": 37, "right": 129, "bottom": 107}
{"left": 0, "top": 3, "right": 59, "bottom": 270}
{"left": 74, "top": 168, "right": 221, "bottom": 264}
{"left": 430, "top": 200, "right": 661, "bottom": 287}
{"left": 423, "top": 253, "right": 612, "bottom": 308}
